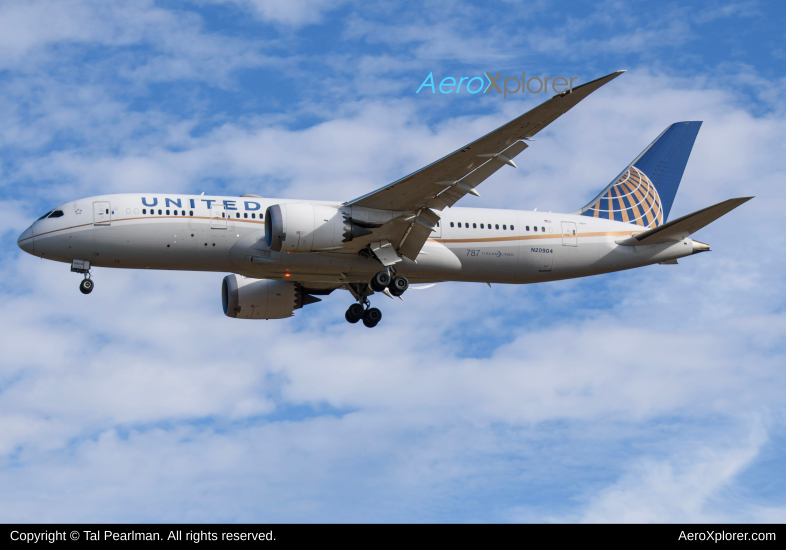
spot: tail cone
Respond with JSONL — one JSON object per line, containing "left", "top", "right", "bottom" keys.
{"left": 692, "top": 240, "right": 710, "bottom": 254}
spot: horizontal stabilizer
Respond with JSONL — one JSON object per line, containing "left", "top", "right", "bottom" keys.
{"left": 617, "top": 197, "right": 752, "bottom": 246}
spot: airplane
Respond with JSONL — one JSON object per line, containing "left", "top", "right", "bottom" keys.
{"left": 17, "top": 70, "right": 751, "bottom": 328}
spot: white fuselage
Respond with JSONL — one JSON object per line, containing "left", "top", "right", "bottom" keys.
{"left": 18, "top": 193, "right": 699, "bottom": 284}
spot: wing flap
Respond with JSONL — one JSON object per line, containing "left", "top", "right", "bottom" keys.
{"left": 617, "top": 197, "right": 753, "bottom": 246}
{"left": 434, "top": 140, "right": 529, "bottom": 210}
{"left": 398, "top": 208, "right": 440, "bottom": 261}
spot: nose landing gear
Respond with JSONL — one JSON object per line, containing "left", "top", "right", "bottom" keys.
{"left": 71, "top": 259, "right": 94, "bottom": 295}
{"left": 79, "top": 277, "right": 94, "bottom": 295}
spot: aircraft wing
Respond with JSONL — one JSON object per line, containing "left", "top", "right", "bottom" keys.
{"left": 618, "top": 197, "right": 753, "bottom": 246}
{"left": 344, "top": 70, "right": 625, "bottom": 261}
{"left": 347, "top": 70, "right": 626, "bottom": 213}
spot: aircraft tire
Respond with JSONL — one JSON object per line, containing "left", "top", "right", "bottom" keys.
{"left": 79, "top": 279, "right": 94, "bottom": 295}
{"left": 390, "top": 276, "right": 409, "bottom": 296}
{"left": 345, "top": 303, "right": 364, "bottom": 323}
{"left": 370, "top": 271, "right": 391, "bottom": 292}
{"left": 362, "top": 307, "right": 382, "bottom": 327}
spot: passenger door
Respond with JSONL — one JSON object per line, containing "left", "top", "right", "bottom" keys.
{"left": 93, "top": 201, "right": 111, "bottom": 226}
{"left": 211, "top": 205, "right": 227, "bottom": 229}
{"left": 561, "top": 221, "right": 577, "bottom": 247}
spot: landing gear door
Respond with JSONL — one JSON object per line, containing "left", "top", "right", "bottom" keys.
{"left": 211, "top": 205, "right": 227, "bottom": 229}
{"left": 93, "top": 201, "right": 111, "bottom": 226}
{"left": 561, "top": 221, "right": 577, "bottom": 246}
{"left": 431, "top": 219, "right": 442, "bottom": 238}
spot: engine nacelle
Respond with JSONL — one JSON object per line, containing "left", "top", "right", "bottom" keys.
{"left": 222, "top": 275, "right": 319, "bottom": 319}
{"left": 265, "top": 202, "right": 372, "bottom": 253}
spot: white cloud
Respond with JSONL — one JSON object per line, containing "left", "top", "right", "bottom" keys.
{"left": 0, "top": 0, "right": 269, "bottom": 81}
{"left": 577, "top": 420, "right": 786, "bottom": 523}
{"left": 206, "top": 0, "right": 349, "bottom": 27}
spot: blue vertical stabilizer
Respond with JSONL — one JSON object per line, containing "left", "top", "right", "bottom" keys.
{"left": 577, "top": 121, "right": 702, "bottom": 227}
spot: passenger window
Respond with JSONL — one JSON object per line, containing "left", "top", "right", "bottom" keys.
{"left": 143, "top": 209, "right": 146, "bottom": 214}
{"left": 473, "top": 223, "right": 476, "bottom": 228}
{"left": 480, "top": 223, "right": 484, "bottom": 229}
{"left": 436, "top": 222, "right": 440, "bottom": 227}
{"left": 189, "top": 210, "right": 193, "bottom": 216}
{"left": 252, "top": 213, "right": 255, "bottom": 219}
{"left": 503, "top": 224, "right": 507, "bottom": 230}
{"left": 244, "top": 213, "right": 248, "bottom": 218}
{"left": 158, "top": 209, "right": 162, "bottom": 215}
{"left": 166, "top": 210, "right": 170, "bottom": 215}
{"left": 495, "top": 224, "right": 499, "bottom": 229}
{"left": 236, "top": 213, "right": 240, "bottom": 218}
{"left": 173, "top": 210, "right": 177, "bottom": 215}
{"left": 450, "top": 222, "right": 454, "bottom": 227}
{"left": 105, "top": 209, "right": 109, "bottom": 214}
{"left": 48, "top": 211, "right": 64, "bottom": 218}
{"left": 511, "top": 225, "right": 514, "bottom": 230}
{"left": 181, "top": 210, "right": 185, "bottom": 216}
{"left": 526, "top": 225, "right": 529, "bottom": 231}
{"left": 534, "top": 226, "right": 538, "bottom": 231}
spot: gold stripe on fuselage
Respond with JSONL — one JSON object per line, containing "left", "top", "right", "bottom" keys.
{"left": 431, "top": 231, "right": 635, "bottom": 244}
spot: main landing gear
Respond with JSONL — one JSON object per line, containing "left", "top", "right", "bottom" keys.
{"left": 345, "top": 270, "right": 409, "bottom": 328}
{"left": 345, "top": 303, "right": 382, "bottom": 328}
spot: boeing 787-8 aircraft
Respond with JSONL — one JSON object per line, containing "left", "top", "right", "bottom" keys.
{"left": 17, "top": 70, "right": 750, "bottom": 327}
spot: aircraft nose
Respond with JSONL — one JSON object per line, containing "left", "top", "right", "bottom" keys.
{"left": 17, "top": 225, "right": 35, "bottom": 254}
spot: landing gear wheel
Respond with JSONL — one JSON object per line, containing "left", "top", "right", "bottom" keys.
{"left": 362, "top": 307, "right": 382, "bottom": 328}
{"left": 79, "top": 278, "right": 94, "bottom": 295}
{"left": 390, "top": 276, "right": 409, "bottom": 297}
{"left": 345, "top": 303, "right": 364, "bottom": 324}
{"left": 370, "top": 271, "right": 391, "bottom": 292}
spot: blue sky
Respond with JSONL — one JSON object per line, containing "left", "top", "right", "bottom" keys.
{"left": 1, "top": 0, "right": 785, "bottom": 522}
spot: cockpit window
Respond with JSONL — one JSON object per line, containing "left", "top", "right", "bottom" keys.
{"left": 38, "top": 211, "right": 53, "bottom": 220}
{"left": 48, "top": 210, "right": 64, "bottom": 218}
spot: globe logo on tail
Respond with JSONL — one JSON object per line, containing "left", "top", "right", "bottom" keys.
{"left": 583, "top": 167, "right": 663, "bottom": 228}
